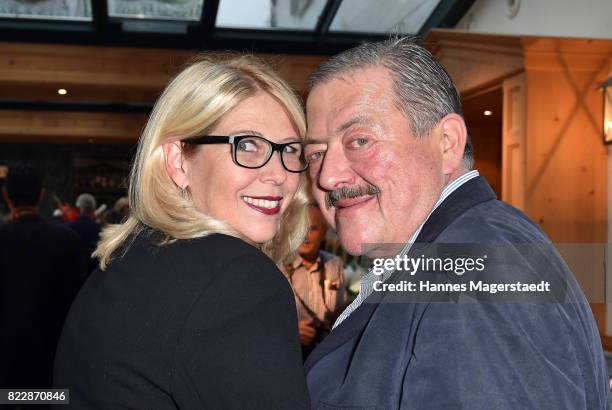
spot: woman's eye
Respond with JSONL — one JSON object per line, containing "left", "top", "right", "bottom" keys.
{"left": 237, "top": 140, "right": 258, "bottom": 152}
{"left": 283, "top": 145, "right": 300, "bottom": 155}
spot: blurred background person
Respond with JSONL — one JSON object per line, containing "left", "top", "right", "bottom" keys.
{"left": 0, "top": 166, "right": 84, "bottom": 394}
{"left": 67, "top": 192, "right": 101, "bottom": 274}
{"left": 54, "top": 55, "right": 311, "bottom": 409}
{"left": 284, "top": 201, "right": 345, "bottom": 360}
{"left": 100, "top": 196, "right": 129, "bottom": 226}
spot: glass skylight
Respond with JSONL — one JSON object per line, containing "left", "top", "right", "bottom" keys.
{"left": 107, "top": 0, "right": 204, "bottom": 21}
{"left": 0, "top": 0, "right": 93, "bottom": 22}
{"left": 329, "top": 0, "right": 441, "bottom": 34}
{"left": 216, "top": 0, "right": 326, "bottom": 30}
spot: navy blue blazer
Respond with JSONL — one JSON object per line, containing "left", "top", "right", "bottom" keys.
{"left": 305, "top": 176, "right": 610, "bottom": 409}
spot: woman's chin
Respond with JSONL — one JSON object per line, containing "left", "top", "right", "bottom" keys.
{"left": 241, "top": 229, "right": 275, "bottom": 245}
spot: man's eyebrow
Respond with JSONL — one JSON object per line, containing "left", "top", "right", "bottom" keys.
{"left": 304, "top": 135, "right": 327, "bottom": 145}
{"left": 335, "top": 115, "right": 371, "bottom": 133}
{"left": 305, "top": 115, "right": 372, "bottom": 145}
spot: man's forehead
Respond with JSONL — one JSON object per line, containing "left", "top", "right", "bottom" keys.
{"left": 308, "top": 68, "right": 390, "bottom": 104}
{"left": 306, "top": 77, "right": 393, "bottom": 143}
{"left": 305, "top": 113, "right": 382, "bottom": 146}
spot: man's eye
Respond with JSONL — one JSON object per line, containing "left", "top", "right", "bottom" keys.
{"left": 348, "top": 137, "right": 369, "bottom": 149}
{"left": 306, "top": 151, "right": 324, "bottom": 163}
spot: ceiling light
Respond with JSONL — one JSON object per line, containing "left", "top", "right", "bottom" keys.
{"left": 58, "top": 88, "right": 68, "bottom": 95}
{"left": 483, "top": 110, "right": 492, "bottom": 116}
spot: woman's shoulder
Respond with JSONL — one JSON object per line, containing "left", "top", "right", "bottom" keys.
{"left": 84, "top": 231, "right": 289, "bottom": 319}
{"left": 117, "top": 230, "right": 265, "bottom": 263}
{"left": 179, "top": 233, "right": 267, "bottom": 258}
{"left": 113, "top": 231, "right": 281, "bottom": 285}
{"left": 173, "top": 234, "right": 279, "bottom": 274}
{"left": 183, "top": 235, "right": 292, "bottom": 299}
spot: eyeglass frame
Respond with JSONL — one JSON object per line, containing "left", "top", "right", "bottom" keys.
{"left": 181, "top": 135, "right": 308, "bottom": 173}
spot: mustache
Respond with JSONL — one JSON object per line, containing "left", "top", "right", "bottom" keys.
{"left": 325, "top": 184, "right": 380, "bottom": 209}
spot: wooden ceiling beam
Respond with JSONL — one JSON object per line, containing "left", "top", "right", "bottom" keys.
{"left": 0, "top": 110, "right": 146, "bottom": 143}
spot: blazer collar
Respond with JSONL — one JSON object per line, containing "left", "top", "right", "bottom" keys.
{"left": 304, "top": 176, "right": 496, "bottom": 374}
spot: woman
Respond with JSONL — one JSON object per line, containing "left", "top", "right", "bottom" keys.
{"left": 54, "top": 55, "right": 311, "bottom": 409}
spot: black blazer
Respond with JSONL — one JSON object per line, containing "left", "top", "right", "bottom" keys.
{"left": 54, "top": 230, "right": 310, "bottom": 409}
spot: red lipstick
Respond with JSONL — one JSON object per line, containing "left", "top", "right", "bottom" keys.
{"left": 246, "top": 202, "right": 280, "bottom": 215}
{"left": 248, "top": 196, "right": 282, "bottom": 201}
{"left": 242, "top": 196, "right": 283, "bottom": 216}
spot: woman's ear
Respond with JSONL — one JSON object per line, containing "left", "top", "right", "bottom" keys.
{"left": 162, "top": 142, "right": 189, "bottom": 189}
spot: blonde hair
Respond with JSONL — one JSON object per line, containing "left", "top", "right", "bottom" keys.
{"left": 94, "top": 54, "right": 309, "bottom": 269}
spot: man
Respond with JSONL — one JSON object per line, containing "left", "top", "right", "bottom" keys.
{"left": 284, "top": 203, "right": 345, "bottom": 360}
{"left": 0, "top": 166, "right": 84, "bottom": 390}
{"left": 68, "top": 192, "right": 101, "bottom": 273}
{"left": 303, "top": 37, "right": 610, "bottom": 409}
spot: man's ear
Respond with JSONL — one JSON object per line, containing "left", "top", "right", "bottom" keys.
{"left": 162, "top": 142, "right": 189, "bottom": 189}
{"left": 438, "top": 113, "right": 468, "bottom": 175}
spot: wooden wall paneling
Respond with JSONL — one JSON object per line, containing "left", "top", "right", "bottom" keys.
{"left": 605, "top": 59, "right": 612, "bottom": 343}
{"left": 523, "top": 39, "right": 610, "bottom": 243}
{"left": 428, "top": 31, "right": 524, "bottom": 94}
{"left": 502, "top": 73, "right": 527, "bottom": 210}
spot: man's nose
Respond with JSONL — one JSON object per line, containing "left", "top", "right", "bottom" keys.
{"left": 317, "top": 145, "right": 354, "bottom": 191}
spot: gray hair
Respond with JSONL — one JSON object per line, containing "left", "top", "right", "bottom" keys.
{"left": 76, "top": 193, "right": 96, "bottom": 213}
{"left": 308, "top": 36, "right": 474, "bottom": 169}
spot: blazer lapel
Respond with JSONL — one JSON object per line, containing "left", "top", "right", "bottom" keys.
{"left": 304, "top": 294, "right": 378, "bottom": 373}
{"left": 304, "top": 176, "right": 496, "bottom": 374}
{"left": 415, "top": 176, "right": 496, "bottom": 243}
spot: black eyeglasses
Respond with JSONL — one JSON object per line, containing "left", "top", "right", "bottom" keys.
{"left": 181, "top": 135, "right": 308, "bottom": 173}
